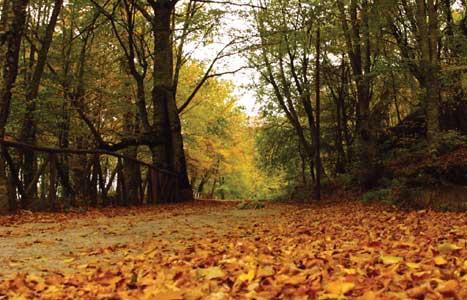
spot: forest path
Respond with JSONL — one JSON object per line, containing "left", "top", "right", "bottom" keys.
{"left": 0, "top": 201, "right": 274, "bottom": 277}
{"left": 0, "top": 201, "right": 466, "bottom": 299}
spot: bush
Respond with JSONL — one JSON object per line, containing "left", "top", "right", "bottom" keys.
{"left": 436, "top": 130, "right": 467, "bottom": 154}
{"left": 362, "top": 188, "right": 395, "bottom": 205}
{"left": 236, "top": 200, "right": 265, "bottom": 209}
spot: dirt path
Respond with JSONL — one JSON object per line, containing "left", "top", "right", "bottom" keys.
{"left": 0, "top": 202, "right": 279, "bottom": 277}
{"left": 0, "top": 201, "right": 466, "bottom": 299}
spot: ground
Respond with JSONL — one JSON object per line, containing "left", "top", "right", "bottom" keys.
{"left": 0, "top": 201, "right": 465, "bottom": 299}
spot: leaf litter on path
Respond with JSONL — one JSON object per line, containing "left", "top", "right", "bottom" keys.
{"left": 0, "top": 201, "right": 465, "bottom": 299}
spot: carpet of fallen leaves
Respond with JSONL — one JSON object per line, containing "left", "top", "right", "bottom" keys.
{"left": 0, "top": 201, "right": 466, "bottom": 299}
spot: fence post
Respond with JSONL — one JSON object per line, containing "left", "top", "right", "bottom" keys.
{"left": 151, "top": 169, "right": 159, "bottom": 204}
{"left": 138, "top": 167, "right": 144, "bottom": 204}
{"left": 95, "top": 154, "right": 107, "bottom": 205}
{"left": 117, "top": 158, "right": 127, "bottom": 205}
{"left": 49, "top": 153, "right": 57, "bottom": 210}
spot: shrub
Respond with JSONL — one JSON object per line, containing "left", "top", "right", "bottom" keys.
{"left": 362, "top": 188, "right": 395, "bottom": 205}
{"left": 436, "top": 130, "right": 467, "bottom": 154}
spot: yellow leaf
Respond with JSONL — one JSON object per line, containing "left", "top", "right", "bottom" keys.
{"left": 358, "top": 291, "right": 378, "bottom": 300}
{"left": 237, "top": 268, "right": 256, "bottom": 282}
{"left": 197, "top": 266, "right": 225, "bottom": 280}
{"left": 343, "top": 268, "right": 357, "bottom": 275}
{"left": 152, "top": 291, "right": 184, "bottom": 300}
{"left": 406, "top": 262, "right": 421, "bottom": 269}
{"left": 325, "top": 280, "right": 355, "bottom": 295}
{"left": 437, "top": 243, "right": 461, "bottom": 254}
{"left": 380, "top": 255, "right": 403, "bottom": 265}
{"left": 256, "top": 266, "right": 274, "bottom": 278}
{"left": 184, "top": 288, "right": 205, "bottom": 300}
{"left": 63, "top": 258, "right": 75, "bottom": 263}
{"left": 434, "top": 256, "right": 447, "bottom": 266}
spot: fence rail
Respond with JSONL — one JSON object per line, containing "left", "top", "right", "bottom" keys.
{"left": 0, "top": 139, "right": 179, "bottom": 211}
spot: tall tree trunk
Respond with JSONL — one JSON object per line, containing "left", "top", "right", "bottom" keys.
{"left": 20, "top": 0, "right": 63, "bottom": 207}
{"left": 335, "top": 60, "right": 347, "bottom": 174}
{"left": 314, "top": 26, "right": 321, "bottom": 201}
{"left": 358, "top": 0, "right": 378, "bottom": 187}
{"left": 0, "top": 0, "right": 29, "bottom": 212}
{"left": 57, "top": 5, "right": 77, "bottom": 203}
{"left": 338, "top": 0, "right": 378, "bottom": 188}
{"left": 416, "top": 0, "right": 440, "bottom": 147}
{"left": 122, "top": 113, "right": 141, "bottom": 205}
{"left": 151, "top": 1, "right": 172, "bottom": 174}
{"left": 151, "top": 0, "right": 192, "bottom": 202}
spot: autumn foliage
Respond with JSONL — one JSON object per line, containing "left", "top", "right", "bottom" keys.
{"left": 0, "top": 202, "right": 465, "bottom": 299}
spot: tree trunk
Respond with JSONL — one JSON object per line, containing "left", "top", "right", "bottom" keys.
{"left": 20, "top": 0, "right": 63, "bottom": 207}
{"left": 338, "top": 0, "right": 378, "bottom": 188}
{"left": 335, "top": 63, "right": 347, "bottom": 174}
{"left": 151, "top": 0, "right": 192, "bottom": 202}
{"left": 122, "top": 113, "right": 141, "bottom": 206}
{"left": 416, "top": 0, "right": 440, "bottom": 147}
{"left": 197, "top": 172, "right": 209, "bottom": 194}
{"left": 314, "top": 26, "right": 321, "bottom": 201}
{"left": 0, "top": 0, "right": 29, "bottom": 212}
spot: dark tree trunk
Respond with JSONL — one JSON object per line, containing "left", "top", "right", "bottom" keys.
{"left": 335, "top": 73, "right": 347, "bottom": 174}
{"left": 150, "top": 0, "right": 192, "bottom": 202}
{"left": 0, "top": 0, "right": 29, "bottom": 212}
{"left": 415, "top": 0, "right": 441, "bottom": 147}
{"left": 197, "top": 172, "right": 209, "bottom": 194}
{"left": 338, "top": 0, "right": 378, "bottom": 188}
{"left": 314, "top": 26, "right": 321, "bottom": 200}
{"left": 20, "top": 0, "right": 63, "bottom": 207}
{"left": 122, "top": 113, "right": 141, "bottom": 206}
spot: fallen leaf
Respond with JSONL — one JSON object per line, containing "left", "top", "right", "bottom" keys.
{"left": 152, "top": 291, "right": 184, "bottom": 300}
{"left": 197, "top": 267, "right": 225, "bottom": 280}
{"left": 237, "top": 267, "right": 256, "bottom": 282}
{"left": 407, "top": 285, "right": 429, "bottom": 298}
{"left": 325, "top": 280, "right": 355, "bottom": 295}
{"left": 380, "top": 255, "right": 403, "bottom": 265}
{"left": 256, "top": 265, "right": 274, "bottom": 278}
{"left": 63, "top": 258, "right": 75, "bottom": 264}
{"left": 437, "top": 243, "right": 461, "bottom": 254}
{"left": 406, "top": 262, "right": 421, "bottom": 269}
{"left": 434, "top": 256, "right": 447, "bottom": 266}
{"left": 436, "top": 279, "right": 458, "bottom": 294}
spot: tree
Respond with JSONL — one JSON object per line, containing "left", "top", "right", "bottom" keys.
{"left": 0, "top": 0, "right": 29, "bottom": 212}
{"left": 20, "top": 0, "right": 63, "bottom": 206}
{"left": 336, "top": 0, "right": 380, "bottom": 188}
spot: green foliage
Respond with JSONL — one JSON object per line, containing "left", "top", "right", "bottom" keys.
{"left": 362, "top": 188, "right": 396, "bottom": 205}
{"left": 436, "top": 130, "right": 467, "bottom": 154}
{"left": 236, "top": 200, "right": 265, "bottom": 210}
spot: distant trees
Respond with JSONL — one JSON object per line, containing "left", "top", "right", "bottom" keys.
{"left": 0, "top": 0, "right": 465, "bottom": 210}
{"left": 252, "top": 0, "right": 467, "bottom": 199}
{"left": 0, "top": 0, "right": 240, "bottom": 211}
{"left": 252, "top": 0, "right": 323, "bottom": 186}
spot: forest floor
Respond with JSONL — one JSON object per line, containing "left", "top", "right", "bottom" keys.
{"left": 0, "top": 201, "right": 465, "bottom": 299}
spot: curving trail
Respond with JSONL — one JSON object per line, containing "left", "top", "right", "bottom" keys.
{"left": 0, "top": 201, "right": 466, "bottom": 299}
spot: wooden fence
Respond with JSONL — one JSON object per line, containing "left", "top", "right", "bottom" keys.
{"left": 0, "top": 139, "right": 179, "bottom": 211}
